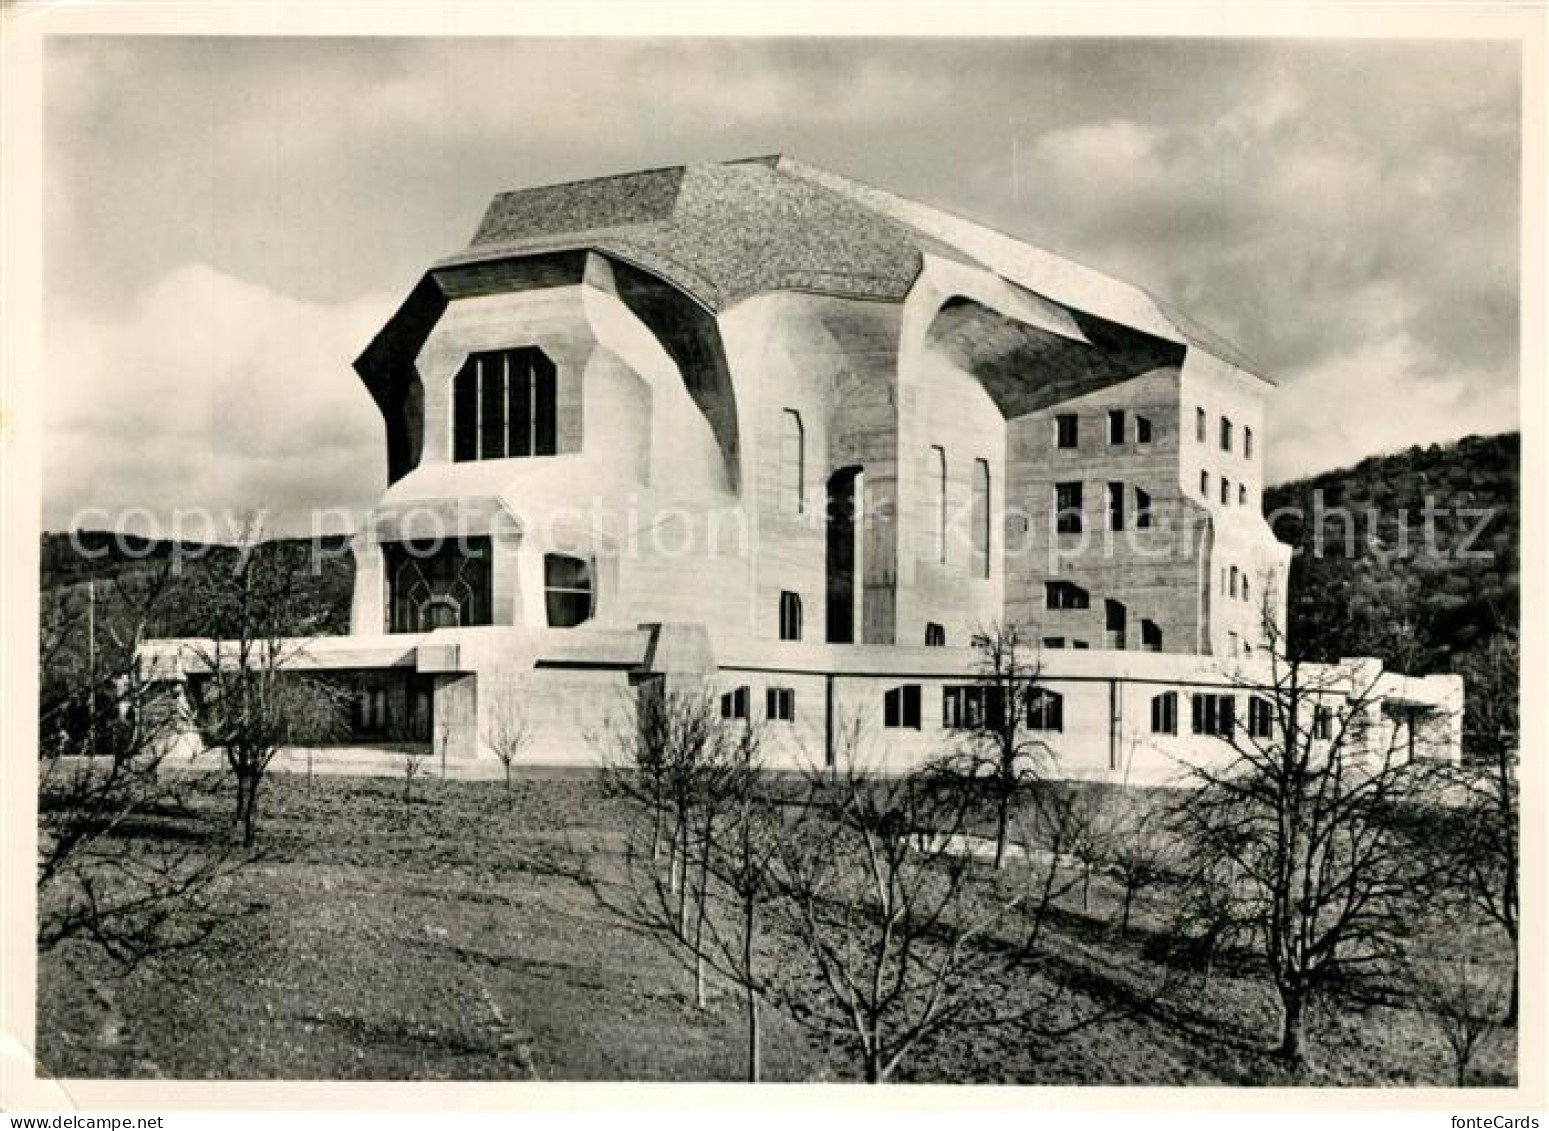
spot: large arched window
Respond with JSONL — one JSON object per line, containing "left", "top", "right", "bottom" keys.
{"left": 971, "top": 458, "right": 991, "bottom": 578}
{"left": 452, "top": 347, "right": 557, "bottom": 462}
{"left": 779, "top": 409, "right": 805, "bottom": 516}
{"left": 544, "top": 554, "right": 594, "bottom": 628}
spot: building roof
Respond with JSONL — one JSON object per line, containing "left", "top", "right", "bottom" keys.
{"left": 437, "top": 154, "right": 1264, "bottom": 379}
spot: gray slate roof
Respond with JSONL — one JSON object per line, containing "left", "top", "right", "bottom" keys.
{"left": 434, "top": 154, "right": 1264, "bottom": 379}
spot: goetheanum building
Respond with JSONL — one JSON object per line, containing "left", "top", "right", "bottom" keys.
{"left": 143, "top": 156, "right": 1462, "bottom": 780}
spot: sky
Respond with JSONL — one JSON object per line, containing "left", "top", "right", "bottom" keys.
{"left": 42, "top": 36, "right": 1522, "bottom": 536}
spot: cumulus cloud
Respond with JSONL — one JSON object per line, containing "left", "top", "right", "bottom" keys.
{"left": 44, "top": 264, "right": 395, "bottom": 537}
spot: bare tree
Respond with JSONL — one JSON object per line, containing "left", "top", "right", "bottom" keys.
{"left": 1405, "top": 937, "right": 1510, "bottom": 1086}
{"left": 769, "top": 724, "right": 1034, "bottom": 1084}
{"left": 931, "top": 623, "right": 1054, "bottom": 870}
{"left": 484, "top": 676, "right": 534, "bottom": 807}
{"left": 186, "top": 520, "right": 347, "bottom": 846}
{"left": 1449, "top": 628, "right": 1520, "bottom": 1023}
{"left": 38, "top": 559, "right": 245, "bottom": 968}
{"left": 1173, "top": 609, "right": 1449, "bottom": 1068}
{"left": 1105, "top": 799, "right": 1175, "bottom": 934}
{"left": 591, "top": 685, "right": 783, "bottom": 1081}
{"left": 400, "top": 744, "right": 429, "bottom": 806}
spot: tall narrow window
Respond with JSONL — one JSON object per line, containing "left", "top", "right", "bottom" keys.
{"left": 1055, "top": 414, "right": 1079, "bottom": 449}
{"left": 1151, "top": 692, "right": 1178, "bottom": 735}
{"left": 1136, "top": 415, "right": 1153, "bottom": 444}
{"left": 1136, "top": 487, "right": 1153, "bottom": 530}
{"left": 1108, "top": 410, "right": 1125, "bottom": 444}
{"left": 1196, "top": 407, "right": 1207, "bottom": 443}
{"left": 971, "top": 459, "right": 991, "bottom": 578}
{"left": 1107, "top": 482, "right": 1125, "bottom": 531}
{"left": 927, "top": 445, "right": 947, "bottom": 562}
{"left": 1200, "top": 470, "right": 1210, "bottom": 497}
{"left": 1242, "top": 575, "right": 1251, "bottom": 603}
{"left": 1245, "top": 427, "right": 1254, "bottom": 460}
{"left": 1055, "top": 481, "right": 1083, "bottom": 534}
{"left": 1312, "top": 705, "right": 1334, "bottom": 740}
{"left": 543, "top": 554, "right": 594, "bottom": 628}
{"left": 780, "top": 410, "right": 805, "bottom": 516}
{"left": 1248, "top": 696, "right": 1274, "bottom": 739}
{"left": 1105, "top": 599, "right": 1127, "bottom": 650}
{"left": 1220, "top": 417, "right": 1233, "bottom": 453}
{"left": 778, "top": 591, "right": 803, "bottom": 641}
{"left": 452, "top": 347, "right": 557, "bottom": 462}
{"left": 1229, "top": 565, "right": 1239, "bottom": 598}
{"left": 1220, "top": 477, "right": 1231, "bottom": 506}
{"left": 1239, "top": 483, "right": 1249, "bottom": 508}
{"left": 1141, "top": 619, "right": 1162, "bottom": 652}
{"left": 924, "top": 622, "right": 946, "bottom": 647}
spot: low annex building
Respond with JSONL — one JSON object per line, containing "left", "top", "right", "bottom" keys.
{"left": 144, "top": 156, "right": 1462, "bottom": 780}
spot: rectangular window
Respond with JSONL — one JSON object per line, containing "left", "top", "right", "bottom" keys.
{"left": 971, "top": 458, "right": 991, "bottom": 579}
{"left": 925, "top": 622, "right": 946, "bottom": 647}
{"left": 1141, "top": 619, "right": 1162, "bottom": 652}
{"left": 1107, "top": 482, "right": 1124, "bottom": 531}
{"left": 1136, "top": 487, "right": 1153, "bottom": 530}
{"left": 1220, "top": 417, "right": 1233, "bottom": 453}
{"left": 1220, "top": 477, "right": 1231, "bottom": 506}
{"left": 780, "top": 410, "right": 805, "bottom": 516}
{"left": 1151, "top": 691, "right": 1178, "bottom": 735}
{"left": 1196, "top": 407, "right": 1207, "bottom": 443}
{"left": 720, "top": 686, "right": 750, "bottom": 721}
{"left": 1043, "top": 637, "right": 1066, "bottom": 650}
{"left": 1248, "top": 696, "right": 1274, "bottom": 739}
{"left": 1245, "top": 427, "right": 1254, "bottom": 460}
{"left": 544, "top": 553, "right": 594, "bottom": 628}
{"left": 1200, "top": 470, "right": 1210, "bottom": 497}
{"left": 1072, "top": 640, "right": 1090, "bottom": 650}
{"left": 1055, "top": 481, "right": 1083, "bottom": 534}
{"left": 1108, "top": 409, "right": 1125, "bottom": 444}
{"left": 1136, "top": 415, "right": 1153, "bottom": 444}
{"left": 1313, "top": 705, "right": 1334, "bottom": 740}
{"left": 766, "top": 687, "right": 794, "bottom": 722}
{"left": 1027, "top": 688, "right": 1063, "bottom": 732}
{"left": 1055, "top": 413, "right": 1079, "bottom": 449}
{"left": 883, "top": 684, "right": 921, "bottom": 729}
{"left": 1191, "top": 693, "right": 1236, "bottom": 738}
{"left": 1045, "top": 581, "right": 1090, "bottom": 610}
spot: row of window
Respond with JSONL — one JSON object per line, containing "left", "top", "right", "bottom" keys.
{"left": 1053, "top": 481, "right": 1154, "bottom": 534}
{"left": 1201, "top": 470, "right": 1252, "bottom": 509}
{"left": 722, "top": 682, "right": 1336, "bottom": 742}
{"left": 1054, "top": 409, "right": 1154, "bottom": 450}
{"left": 1042, "top": 584, "right": 1163, "bottom": 650}
{"left": 1196, "top": 408, "right": 1254, "bottom": 460}
{"left": 1150, "top": 691, "right": 1332, "bottom": 739}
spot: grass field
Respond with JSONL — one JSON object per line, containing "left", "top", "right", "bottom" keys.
{"left": 36, "top": 770, "right": 1518, "bottom": 1085}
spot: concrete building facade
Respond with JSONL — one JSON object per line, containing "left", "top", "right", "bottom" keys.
{"left": 143, "top": 156, "right": 1462, "bottom": 781}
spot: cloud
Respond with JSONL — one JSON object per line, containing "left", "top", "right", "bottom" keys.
{"left": 44, "top": 264, "right": 395, "bottom": 537}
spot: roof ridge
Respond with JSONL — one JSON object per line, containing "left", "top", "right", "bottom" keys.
{"left": 485, "top": 162, "right": 689, "bottom": 201}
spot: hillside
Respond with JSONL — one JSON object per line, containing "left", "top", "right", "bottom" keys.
{"left": 1264, "top": 431, "right": 1519, "bottom": 675}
